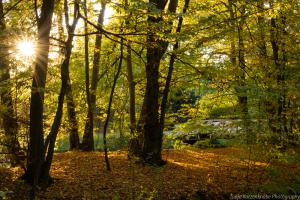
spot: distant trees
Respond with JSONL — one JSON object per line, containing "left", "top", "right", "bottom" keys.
{"left": 193, "top": 0, "right": 299, "bottom": 143}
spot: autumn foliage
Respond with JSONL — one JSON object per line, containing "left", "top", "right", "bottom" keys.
{"left": 1, "top": 147, "right": 299, "bottom": 199}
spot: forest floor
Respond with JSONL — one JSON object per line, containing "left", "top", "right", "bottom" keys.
{"left": 1, "top": 146, "right": 300, "bottom": 200}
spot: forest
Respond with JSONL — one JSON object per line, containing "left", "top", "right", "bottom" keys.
{"left": 0, "top": 0, "right": 299, "bottom": 199}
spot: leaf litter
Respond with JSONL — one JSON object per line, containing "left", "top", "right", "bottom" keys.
{"left": 1, "top": 147, "right": 299, "bottom": 199}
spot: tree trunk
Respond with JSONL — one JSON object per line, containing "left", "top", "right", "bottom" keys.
{"left": 237, "top": 7, "right": 248, "bottom": 123}
{"left": 66, "top": 89, "right": 79, "bottom": 149}
{"left": 142, "top": 0, "right": 178, "bottom": 165}
{"left": 102, "top": 40, "right": 124, "bottom": 171}
{"left": 228, "top": 0, "right": 237, "bottom": 69}
{"left": 123, "top": 1, "right": 140, "bottom": 156}
{"left": 0, "top": 0, "right": 20, "bottom": 166}
{"left": 81, "top": 1, "right": 106, "bottom": 151}
{"left": 126, "top": 41, "right": 140, "bottom": 156}
{"left": 270, "top": 15, "right": 288, "bottom": 137}
{"left": 41, "top": 3, "right": 80, "bottom": 183}
{"left": 228, "top": 0, "right": 248, "bottom": 124}
{"left": 256, "top": 3, "right": 276, "bottom": 133}
{"left": 126, "top": 43, "right": 136, "bottom": 136}
{"left": 160, "top": 0, "right": 190, "bottom": 135}
{"left": 23, "top": 0, "right": 55, "bottom": 187}
{"left": 129, "top": 97, "right": 146, "bottom": 157}
{"left": 82, "top": 0, "right": 93, "bottom": 152}
{"left": 57, "top": 0, "right": 80, "bottom": 150}
{"left": 143, "top": 44, "right": 163, "bottom": 164}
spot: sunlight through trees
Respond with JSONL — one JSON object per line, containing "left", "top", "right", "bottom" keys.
{"left": 0, "top": 0, "right": 299, "bottom": 198}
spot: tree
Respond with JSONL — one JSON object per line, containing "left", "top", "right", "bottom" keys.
{"left": 23, "top": 0, "right": 55, "bottom": 187}
{"left": 40, "top": 0, "right": 80, "bottom": 186}
{"left": 83, "top": 0, "right": 92, "bottom": 151}
{"left": 0, "top": 0, "right": 20, "bottom": 166}
{"left": 124, "top": 0, "right": 142, "bottom": 157}
{"left": 141, "top": 0, "right": 178, "bottom": 165}
{"left": 160, "top": 0, "right": 190, "bottom": 137}
{"left": 228, "top": 0, "right": 249, "bottom": 125}
{"left": 126, "top": 40, "right": 139, "bottom": 155}
{"left": 59, "top": 0, "right": 80, "bottom": 150}
{"left": 103, "top": 40, "right": 124, "bottom": 170}
{"left": 81, "top": 0, "right": 106, "bottom": 151}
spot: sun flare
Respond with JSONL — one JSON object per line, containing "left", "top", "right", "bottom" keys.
{"left": 17, "top": 40, "right": 36, "bottom": 57}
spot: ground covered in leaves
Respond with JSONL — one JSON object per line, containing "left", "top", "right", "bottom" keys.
{"left": 1, "top": 147, "right": 300, "bottom": 199}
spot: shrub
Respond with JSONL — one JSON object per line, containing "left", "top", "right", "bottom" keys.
{"left": 193, "top": 139, "right": 212, "bottom": 148}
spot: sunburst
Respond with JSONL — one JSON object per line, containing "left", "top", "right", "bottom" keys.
{"left": 16, "top": 39, "right": 36, "bottom": 57}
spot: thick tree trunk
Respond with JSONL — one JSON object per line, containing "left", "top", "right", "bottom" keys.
{"left": 23, "top": 0, "right": 55, "bottom": 187}
{"left": 142, "top": 46, "right": 162, "bottom": 164}
{"left": 0, "top": 0, "right": 20, "bottom": 166}
{"left": 81, "top": 1, "right": 106, "bottom": 151}
{"left": 25, "top": 1, "right": 79, "bottom": 189}
{"left": 142, "top": 0, "right": 178, "bottom": 165}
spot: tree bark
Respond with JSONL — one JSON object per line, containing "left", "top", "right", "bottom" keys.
{"left": 142, "top": 0, "right": 178, "bottom": 165}
{"left": 0, "top": 0, "right": 20, "bottom": 166}
{"left": 57, "top": 0, "right": 80, "bottom": 150}
{"left": 126, "top": 41, "right": 140, "bottom": 156}
{"left": 41, "top": 1, "right": 80, "bottom": 184}
{"left": 125, "top": 23, "right": 136, "bottom": 135}
{"left": 129, "top": 97, "right": 146, "bottom": 157}
{"left": 81, "top": 0, "right": 106, "bottom": 151}
{"left": 23, "top": 0, "right": 79, "bottom": 191}
{"left": 66, "top": 87, "right": 80, "bottom": 149}
{"left": 23, "top": 0, "right": 55, "bottom": 188}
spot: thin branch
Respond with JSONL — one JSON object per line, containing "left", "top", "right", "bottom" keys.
{"left": 78, "top": 12, "right": 146, "bottom": 37}
{"left": 173, "top": 56, "right": 204, "bottom": 75}
{"left": 49, "top": 36, "right": 66, "bottom": 45}
{"left": 0, "top": 0, "right": 23, "bottom": 19}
